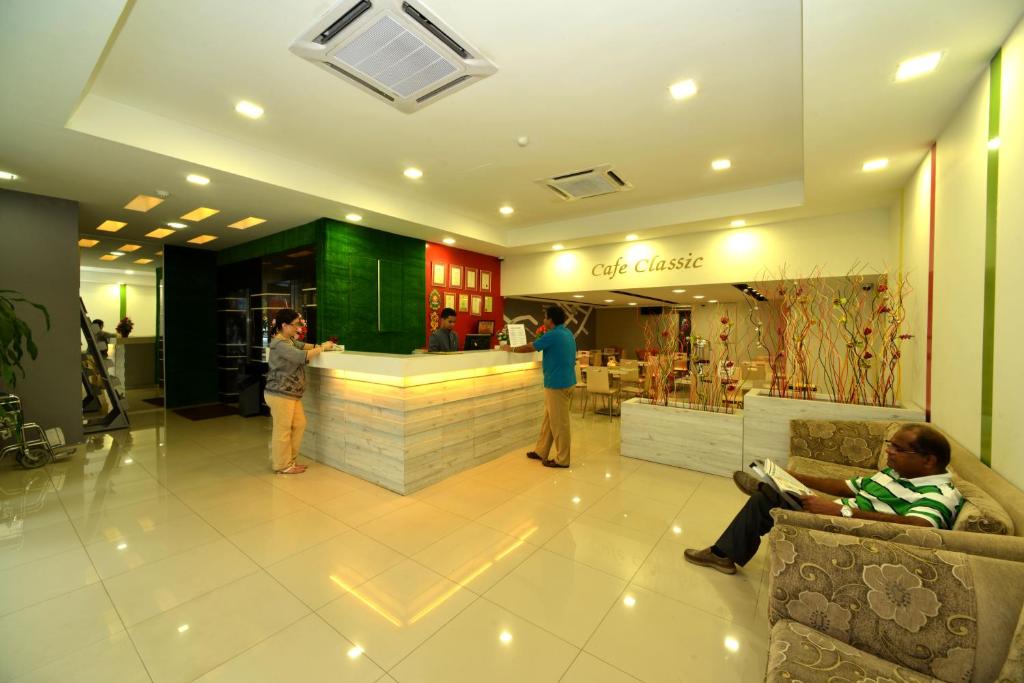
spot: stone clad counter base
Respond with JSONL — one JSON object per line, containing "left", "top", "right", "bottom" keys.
{"left": 300, "top": 351, "right": 544, "bottom": 494}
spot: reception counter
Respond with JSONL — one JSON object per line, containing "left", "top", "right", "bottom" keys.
{"left": 302, "top": 350, "right": 544, "bottom": 494}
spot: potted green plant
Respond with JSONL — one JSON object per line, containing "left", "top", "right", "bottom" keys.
{"left": 0, "top": 290, "right": 50, "bottom": 437}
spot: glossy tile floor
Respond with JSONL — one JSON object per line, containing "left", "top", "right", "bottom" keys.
{"left": 0, "top": 409, "right": 770, "bottom": 682}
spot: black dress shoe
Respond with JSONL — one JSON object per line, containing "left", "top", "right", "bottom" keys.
{"left": 542, "top": 459, "right": 569, "bottom": 468}
{"left": 526, "top": 451, "right": 543, "bottom": 460}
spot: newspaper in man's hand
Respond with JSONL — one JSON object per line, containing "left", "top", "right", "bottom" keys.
{"left": 748, "top": 458, "right": 814, "bottom": 509}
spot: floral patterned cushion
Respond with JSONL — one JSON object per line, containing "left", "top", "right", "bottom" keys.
{"left": 768, "top": 525, "right": 978, "bottom": 681}
{"left": 767, "top": 619, "right": 940, "bottom": 683}
{"left": 948, "top": 473, "right": 1015, "bottom": 536}
{"left": 787, "top": 455, "right": 874, "bottom": 482}
{"left": 790, "top": 420, "right": 890, "bottom": 469}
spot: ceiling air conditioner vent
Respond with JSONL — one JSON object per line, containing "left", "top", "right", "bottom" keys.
{"left": 535, "top": 164, "right": 633, "bottom": 201}
{"left": 290, "top": 0, "right": 497, "bottom": 113}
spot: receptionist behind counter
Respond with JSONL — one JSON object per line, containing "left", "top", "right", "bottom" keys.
{"left": 428, "top": 308, "right": 458, "bottom": 352}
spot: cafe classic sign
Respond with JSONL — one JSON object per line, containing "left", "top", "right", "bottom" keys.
{"left": 590, "top": 252, "right": 704, "bottom": 282}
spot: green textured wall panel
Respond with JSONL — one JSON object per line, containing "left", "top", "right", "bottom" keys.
{"left": 164, "top": 246, "right": 218, "bottom": 408}
{"left": 217, "top": 221, "right": 319, "bottom": 266}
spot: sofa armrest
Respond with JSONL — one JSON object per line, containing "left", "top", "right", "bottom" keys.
{"left": 789, "top": 419, "right": 890, "bottom": 469}
{"left": 766, "top": 523, "right": 1024, "bottom": 682}
{"left": 770, "top": 509, "right": 1024, "bottom": 562}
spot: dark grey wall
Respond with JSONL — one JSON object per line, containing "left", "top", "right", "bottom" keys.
{"left": 503, "top": 298, "right": 596, "bottom": 348}
{"left": 0, "top": 189, "right": 83, "bottom": 443}
{"left": 164, "top": 246, "right": 218, "bottom": 408}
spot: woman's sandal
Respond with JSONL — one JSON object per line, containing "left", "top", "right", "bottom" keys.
{"left": 275, "top": 464, "right": 307, "bottom": 474}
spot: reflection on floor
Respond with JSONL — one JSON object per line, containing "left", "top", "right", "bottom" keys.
{"left": 0, "top": 410, "right": 771, "bottom": 682}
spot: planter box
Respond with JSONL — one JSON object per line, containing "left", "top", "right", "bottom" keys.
{"left": 742, "top": 388, "right": 925, "bottom": 467}
{"left": 620, "top": 398, "right": 743, "bottom": 477}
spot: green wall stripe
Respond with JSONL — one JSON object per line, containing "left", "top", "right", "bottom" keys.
{"left": 119, "top": 283, "right": 127, "bottom": 319}
{"left": 980, "top": 49, "right": 1001, "bottom": 467}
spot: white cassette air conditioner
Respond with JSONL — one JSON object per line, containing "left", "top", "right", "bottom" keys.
{"left": 536, "top": 164, "right": 634, "bottom": 201}
{"left": 289, "top": 0, "right": 497, "bottom": 113}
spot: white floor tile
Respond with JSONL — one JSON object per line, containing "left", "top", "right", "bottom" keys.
{"left": 227, "top": 508, "right": 349, "bottom": 566}
{"left": 8, "top": 631, "right": 150, "bottom": 683}
{"left": 85, "top": 513, "right": 222, "bottom": 579}
{"left": 0, "top": 546, "right": 100, "bottom": 616}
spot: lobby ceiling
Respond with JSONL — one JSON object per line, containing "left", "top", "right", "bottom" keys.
{"left": 2, "top": 0, "right": 1022, "bottom": 270}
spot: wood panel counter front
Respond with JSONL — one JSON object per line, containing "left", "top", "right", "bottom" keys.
{"left": 303, "top": 350, "right": 543, "bottom": 494}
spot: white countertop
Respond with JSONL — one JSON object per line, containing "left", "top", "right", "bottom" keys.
{"left": 309, "top": 349, "right": 541, "bottom": 387}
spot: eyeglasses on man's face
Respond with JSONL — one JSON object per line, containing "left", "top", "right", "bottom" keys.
{"left": 884, "top": 439, "right": 922, "bottom": 456}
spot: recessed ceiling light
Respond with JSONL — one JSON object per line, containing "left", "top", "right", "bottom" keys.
{"left": 988, "top": 137, "right": 1001, "bottom": 151}
{"left": 117, "top": 244, "right": 141, "bottom": 252}
{"left": 235, "top": 100, "right": 264, "bottom": 119}
{"left": 625, "top": 234, "right": 638, "bottom": 241}
{"left": 403, "top": 167, "right": 423, "bottom": 179}
{"left": 78, "top": 238, "right": 99, "bottom": 248}
{"left": 693, "top": 295, "right": 705, "bottom": 299}
{"left": 187, "top": 235, "right": 218, "bottom": 245}
{"left": 573, "top": 294, "right": 584, "bottom": 298}
{"left": 167, "top": 222, "right": 187, "bottom": 229}
{"left": 442, "top": 237, "right": 456, "bottom": 245}
{"left": 895, "top": 51, "right": 942, "bottom": 82}
{"left": 628, "top": 302, "right": 637, "bottom": 306}
{"left": 124, "top": 195, "right": 163, "bottom": 212}
{"left": 0, "top": 170, "right": 18, "bottom": 181}
{"left": 97, "top": 220, "right": 127, "bottom": 232}
{"left": 730, "top": 219, "right": 746, "bottom": 228}
{"left": 345, "top": 213, "right": 363, "bottom": 222}
{"left": 672, "top": 289, "right": 686, "bottom": 293}
{"left": 134, "top": 258, "right": 153, "bottom": 264}
{"left": 604, "top": 299, "right": 614, "bottom": 303}
{"left": 623, "top": 595, "right": 637, "bottom": 607}
{"left": 499, "top": 630, "right": 513, "bottom": 644}
{"left": 186, "top": 174, "right": 210, "bottom": 186}
{"left": 552, "top": 244, "right": 564, "bottom": 251}
{"left": 571, "top": 496, "right": 581, "bottom": 504}
{"left": 145, "top": 228, "right": 175, "bottom": 239}
{"left": 708, "top": 299, "right": 719, "bottom": 303}
{"left": 499, "top": 205, "right": 514, "bottom": 216}
{"left": 180, "top": 207, "right": 219, "bottom": 221}
{"left": 110, "top": 251, "right": 126, "bottom": 256}
{"left": 862, "top": 158, "right": 889, "bottom": 172}
{"left": 99, "top": 254, "right": 119, "bottom": 261}
{"left": 155, "top": 251, "right": 163, "bottom": 256}
{"left": 177, "top": 624, "right": 190, "bottom": 634}
{"left": 347, "top": 646, "right": 364, "bottom": 660}
{"left": 711, "top": 159, "right": 732, "bottom": 171}
{"left": 227, "top": 217, "right": 266, "bottom": 230}
{"left": 125, "top": 270, "right": 135, "bottom": 275}
{"left": 669, "top": 79, "right": 698, "bottom": 100}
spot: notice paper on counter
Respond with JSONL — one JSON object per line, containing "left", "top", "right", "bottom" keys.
{"left": 506, "top": 323, "right": 527, "bottom": 348}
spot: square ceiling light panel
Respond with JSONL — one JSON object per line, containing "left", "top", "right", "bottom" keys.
{"left": 134, "top": 258, "right": 154, "bottom": 264}
{"left": 227, "top": 217, "right": 266, "bottom": 230}
{"left": 124, "top": 195, "right": 164, "bottom": 212}
{"left": 99, "top": 254, "right": 120, "bottom": 261}
{"left": 117, "top": 244, "right": 142, "bottom": 252}
{"left": 180, "top": 207, "right": 220, "bottom": 221}
{"left": 78, "top": 238, "right": 100, "bottom": 247}
{"left": 96, "top": 220, "right": 127, "bottom": 232}
{"left": 145, "top": 228, "right": 175, "bottom": 239}
{"left": 187, "top": 234, "right": 218, "bottom": 245}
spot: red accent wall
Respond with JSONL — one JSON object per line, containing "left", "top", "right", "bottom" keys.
{"left": 424, "top": 243, "right": 503, "bottom": 349}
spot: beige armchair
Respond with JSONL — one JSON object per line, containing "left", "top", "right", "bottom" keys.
{"left": 765, "top": 523, "right": 1024, "bottom": 682}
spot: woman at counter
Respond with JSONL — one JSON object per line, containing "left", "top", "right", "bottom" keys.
{"left": 265, "top": 308, "right": 335, "bottom": 474}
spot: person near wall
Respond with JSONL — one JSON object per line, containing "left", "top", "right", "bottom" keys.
{"left": 428, "top": 308, "right": 459, "bottom": 352}
{"left": 91, "top": 319, "right": 116, "bottom": 358}
{"left": 503, "top": 305, "right": 577, "bottom": 468}
{"left": 265, "top": 308, "right": 335, "bottom": 474}
{"left": 684, "top": 424, "right": 963, "bottom": 574}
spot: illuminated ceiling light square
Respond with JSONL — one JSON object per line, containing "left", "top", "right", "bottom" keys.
{"left": 124, "top": 195, "right": 164, "bottom": 212}
{"left": 0, "top": 170, "right": 18, "bottom": 181}
{"left": 669, "top": 79, "right": 698, "bottom": 100}
{"left": 78, "top": 238, "right": 99, "bottom": 247}
{"left": 96, "top": 220, "right": 127, "bottom": 232}
{"left": 117, "top": 244, "right": 142, "bottom": 252}
{"left": 99, "top": 254, "right": 120, "bottom": 261}
{"left": 187, "top": 234, "right": 218, "bottom": 245}
{"left": 227, "top": 217, "right": 266, "bottom": 230}
{"left": 180, "top": 207, "right": 220, "bottom": 221}
{"left": 711, "top": 159, "right": 732, "bottom": 171}
{"left": 145, "top": 228, "right": 175, "bottom": 239}
{"left": 133, "top": 258, "right": 154, "bottom": 264}
{"left": 862, "top": 158, "right": 889, "bottom": 172}
{"left": 895, "top": 51, "right": 942, "bottom": 82}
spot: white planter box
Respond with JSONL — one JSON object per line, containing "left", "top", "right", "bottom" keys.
{"left": 620, "top": 398, "right": 743, "bottom": 477}
{"left": 742, "top": 388, "right": 925, "bottom": 467}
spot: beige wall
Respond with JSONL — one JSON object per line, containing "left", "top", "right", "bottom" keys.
{"left": 993, "top": 18, "right": 1024, "bottom": 489}
{"left": 899, "top": 155, "right": 933, "bottom": 412}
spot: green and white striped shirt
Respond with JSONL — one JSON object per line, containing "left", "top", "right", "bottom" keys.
{"left": 840, "top": 467, "right": 963, "bottom": 529}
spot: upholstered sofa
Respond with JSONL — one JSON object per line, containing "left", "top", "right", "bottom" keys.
{"left": 786, "top": 419, "right": 1024, "bottom": 538}
{"left": 764, "top": 523, "right": 1024, "bottom": 682}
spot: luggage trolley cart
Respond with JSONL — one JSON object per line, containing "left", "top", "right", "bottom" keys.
{"left": 0, "top": 395, "right": 75, "bottom": 469}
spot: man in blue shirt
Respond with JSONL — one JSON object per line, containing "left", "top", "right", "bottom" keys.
{"left": 504, "top": 305, "right": 577, "bottom": 467}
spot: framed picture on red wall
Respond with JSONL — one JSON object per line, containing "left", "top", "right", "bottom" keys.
{"left": 450, "top": 265, "right": 463, "bottom": 289}
{"left": 458, "top": 293, "right": 469, "bottom": 312}
{"left": 471, "top": 295, "right": 482, "bottom": 316}
{"left": 444, "top": 292, "right": 456, "bottom": 310}
{"left": 484, "top": 296, "right": 493, "bottom": 313}
{"left": 466, "top": 268, "right": 478, "bottom": 290}
{"left": 432, "top": 262, "right": 446, "bottom": 287}
{"left": 480, "top": 270, "right": 491, "bottom": 292}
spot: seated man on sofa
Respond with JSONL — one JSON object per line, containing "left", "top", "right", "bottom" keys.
{"left": 685, "top": 423, "right": 963, "bottom": 574}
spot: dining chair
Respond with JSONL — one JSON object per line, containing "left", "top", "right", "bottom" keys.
{"left": 619, "top": 365, "right": 642, "bottom": 402}
{"left": 571, "top": 363, "right": 588, "bottom": 415}
{"left": 584, "top": 366, "right": 620, "bottom": 421}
